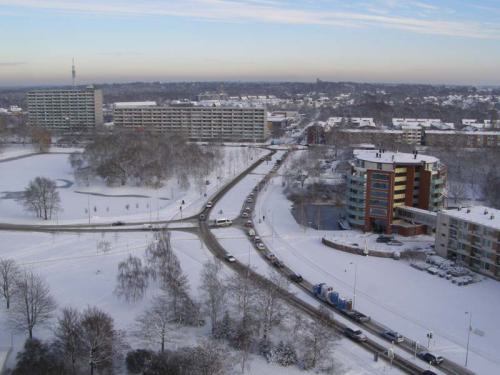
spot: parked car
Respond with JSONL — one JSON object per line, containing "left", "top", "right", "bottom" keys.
{"left": 421, "top": 371, "right": 437, "bottom": 375}
{"left": 246, "top": 197, "right": 253, "bottom": 203}
{"left": 417, "top": 352, "right": 444, "bottom": 365}
{"left": 245, "top": 220, "right": 253, "bottom": 227}
{"left": 244, "top": 206, "right": 252, "bottom": 212}
{"left": 205, "top": 201, "right": 213, "bottom": 208}
{"left": 199, "top": 213, "right": 206, "bottom": 221}
{"left": 224, "top": 254, "right": 236, "bottom": 263}
{"left": 256, "top": 242, "right": 266, "bottom": 251}
{"left": 381, "top": 330, "right": 404, "bottom": 343}
{"left": 387, "top": 240, "right": 403, "bottom": 246}
{"left": 143, "top": 223, "right": 154, "bottom": 229}
{"left": 253, "top": 236, "right": 261, "bottom": 243}
{"left": 241, "top": 212, "right": 249, "bottom": 218}
{"left": 376, "top": 234, "right": 394, "bottom": 243}
{"left": 247, "top": 229, "right": 256, "bottom": 237}
{"left": 112, "top": 221, "right": 125, "bottom": 226}
{"left": 345, "top": 310, "right": 371, "bottom": 322}
{"left": 289, "top": 273, "right": 303, "bottom": 283}
{"left": 344, "top": 328, "right": 367, "bottom": 342}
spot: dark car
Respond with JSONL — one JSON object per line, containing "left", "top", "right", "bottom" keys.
{"left": 289, "top": 273, "right": 303, "bottom": 283}
{"left": 111, "top": 221, "right": 125, "bottom": 226}
{"left": 417, "top": 352, "right": 444, "bottom": 365}
{"left": 421, "top": 371, "right": 437, "bottom": 375}
{"left": 381, "top": 330, "right": 404, "bottom": 343}
{"left": 344, "top": 328, "right": 367, "bottom": 342}
{"left": 376, "top": 235, "right": 394, "bottom": 243}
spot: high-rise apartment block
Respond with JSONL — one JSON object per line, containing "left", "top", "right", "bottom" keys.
{"left": 347, "top": 149, "right": 446, "bottom": 234}
{"left": 27, "top": 87, "right": 103, "bottom": 131}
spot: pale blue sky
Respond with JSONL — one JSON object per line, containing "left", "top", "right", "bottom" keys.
{"left": 0, "top": 0, "right": 499, "bottom": 86}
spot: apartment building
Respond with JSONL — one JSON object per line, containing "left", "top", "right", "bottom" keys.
{"left": 113, "top": 103, "right": 268, "bottom": 142}
{"left": 401, "top": 125, "right": 423, "bottom": 144}
{"left": 435, "top": 206, "right": 500, "bottom": 280}
{"left": 27, "top": 86, "right": 103, "bottom": 131}
{"left": 346, "top": 149, "right": 446, "bottom": 234}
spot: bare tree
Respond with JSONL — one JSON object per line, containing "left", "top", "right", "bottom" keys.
{"left": 200, "top": 259, "right": 226, "bottom": 332}
{"left": 114, "top": 255, "right": 149, "bottom": 302}
{"left": 256, "top": 271, "right": 288, "bottom": 339}
{"left": 80, "top": 306, "right": 125, "bottom": 375}
{"left": 0, "top": 258, "right": 20, "bottom": 309}
{"left": 19, "top": 177, "right": 61, "bottom": 220}
{"left": 31, "top": 128, "right": 51, "bottom": 153}
{"left": 53, "top": 307, "right": 83, "bottom": 374}
{"left": 191, "top": 339, "right": 233, "bottom": 375}
{"left": 135, "top": 295, "right": 172, "bottom": 353}
{"left": 10, "top": 271, "right": 57, "bottom": 339}
{"left": 300, "top": 306, "right": 338, "bottom": 370}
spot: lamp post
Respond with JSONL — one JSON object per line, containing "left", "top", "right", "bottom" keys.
{"left": 349, "top": 261, "right": 358, "bottom": 310}
{"left": 465, "top": 312, "right": 472, "bottom": 367}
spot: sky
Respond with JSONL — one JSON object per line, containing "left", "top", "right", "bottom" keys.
{"left": 0, "top": 0, "right": 499, "bottom": 86}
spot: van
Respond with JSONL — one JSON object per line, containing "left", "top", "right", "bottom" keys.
{"left": 215, "top": 218, "right": 232, "bottom": 227}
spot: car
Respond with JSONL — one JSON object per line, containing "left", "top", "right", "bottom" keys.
{"left": 246, "top": 197, "right": 253, "bottom": 203}
{"left": 256, "top": 242, "right": 266, "bottom": 251}
{"left": 381, "top": 330, "right": 404, "bottom": 343}
{"left": 417, "top": 352, "right": 444, "bottom": 365}
{"left": 289, "top": 273, "right": 303, "bottom": 283}
{"left": 421, "top": 371, "right": 437, "bottom": 375}
{"left": 205, "top": 201, "right": 213, "bottom": 208}
{"left": 244, "top": 206, "right": 252, "bottom": 212}
{"left": 112, "top": 221, "right": 125, "bottom": 226}
{"left": 199, "top": 213, "right": 206, "bottom": 221}
{"left": 247, "top": 229, "right": 256, "bottom": 237}
{"left": 265, "top": 253, "right": 276, "bottom": 261}
{"left": 345, "top": 310, "right": 371, "bottom": 322}
{"left": 376, "top": 234, "right": 394, "bottom": 243}
{"left": 245, "top": 220, "right": 253, "bottom": 227}
{"left": 344, "top": 328, "right": 367, "bottom": 342}
{"left": 241, "top": 212, "right": 249, "bottom": 218}
{"left": 215, "top": 218, "right": 232, "bottom": 227}
{"left": 387, "top": 240, "right": 403, "bottom": 246}
{"left": 253, "top": 235, "right": 261, "bottom": 243}
{"left": 224, "top": 254, "right": 236, "bottom": 263}
{"left": 272, "top": 259, "right": 284, "bottom": 268}
{"left": 143, "top": 223, "right": 154, "bottom": 229}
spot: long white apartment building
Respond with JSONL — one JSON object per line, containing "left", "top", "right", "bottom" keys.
{"left": 113, "top": 102, "right": 268, "bottom": 142}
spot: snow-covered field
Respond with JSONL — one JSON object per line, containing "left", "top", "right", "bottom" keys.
{"left": 0, "top": 146, "right": 267, "bottom": 224}
{"left": 254, "top": 159, "right": 500, "bottom": 375}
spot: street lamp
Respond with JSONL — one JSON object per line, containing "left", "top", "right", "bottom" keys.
{"left": 465, "top": 312, "right": 472, "bottom": 367}
{"left": 349, "top": 261, "right": 358, "bottom": 310}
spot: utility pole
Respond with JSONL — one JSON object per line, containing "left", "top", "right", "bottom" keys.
{"left": 349, "top": 261, "right": 358, "bottom": 310}
{"left": 465, "top": 312, "right": 472, "bottom": 367}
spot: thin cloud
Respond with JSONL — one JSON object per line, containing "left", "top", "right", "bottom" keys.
{"left": 0, "top": 0, "right": 499, "bottom": 39}
{"left": 0, "top": 61, "right": 27, "bottom": 67}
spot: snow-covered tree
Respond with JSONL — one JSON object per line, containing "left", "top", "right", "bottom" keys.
{"left": 0, "top": 258, "right": 20, "bottom": 309}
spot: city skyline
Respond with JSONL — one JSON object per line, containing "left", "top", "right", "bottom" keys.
{"left": 1, "top": 0, "right": 499, "bottom": 86}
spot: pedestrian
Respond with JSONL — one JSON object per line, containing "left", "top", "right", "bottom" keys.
{"left": 263, "top": 215, "right": 265, "bottom": 221}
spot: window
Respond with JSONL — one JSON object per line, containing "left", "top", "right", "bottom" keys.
{"left": 369, "top": 207, "right": 387, "bottom": 217}
{"left": 372, "top": 173, "right": 389, "bottom": 181}
{"left": 372, "top": 182, "right": 389, "bottom": 189}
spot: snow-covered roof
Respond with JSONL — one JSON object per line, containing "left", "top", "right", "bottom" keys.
{"left": 353, "top": 149, "right": 438, "bottom": 165}
{"left": 442, "top": 206, "right": 500, "bottom": 231}
{"left": 114, "top": 101, "right": 157, "bottom": 108}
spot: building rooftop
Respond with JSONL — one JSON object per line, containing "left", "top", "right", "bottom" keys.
{"left": 114, "top": 101, "right": 157, "bottom": 108}
{"left": 442, "top": 206, "right": 500, "bottom": 231}
{"left": 353, "top": 149, "right": 438, "bottom": 165}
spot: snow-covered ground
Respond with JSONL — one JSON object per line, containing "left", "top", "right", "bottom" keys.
{"left": 253, "top": 160, "right": 500, "bottom": 375}
{"left": 0, "top": 230, "right": 227, "bottom": 369}
{"left": 0, "top": 146, "right": 267, "bottom": 224}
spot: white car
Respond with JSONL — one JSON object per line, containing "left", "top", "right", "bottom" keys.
{"left": 256, "top": 242, "right": 266, "bottom": 251}
{"left": 224, "top": 255, "right": 236, "bottom": 263}
{"left": 206, "top": 201, "right": 213, "bottom": 208}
